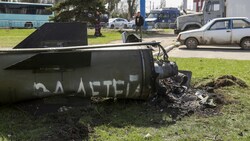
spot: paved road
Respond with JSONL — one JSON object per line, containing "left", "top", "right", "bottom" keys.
{"left": 169, "top": 46, "right": 250, "bottom": 60}
{"left": 110, "top": 34, "right": 250, "bottom": 60}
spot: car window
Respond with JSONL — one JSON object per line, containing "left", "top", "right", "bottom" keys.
{"left": 209, "top": 20, "right": 230, "bottom": 30}
{"left": 163, "top": 13, "right": 170, "bottom": 19}
{"left": 159, "top": 14, "right": 164, "bottom": 19}
{"left": 233, "top": 20, "right": 250, "bottom": 29}
{"left": 206, "top": 1, "right": 220, "bottom": 12}
{"left": 148, "top": 13, "right": 158, "bottom": 18}
{"left": 170, "top": 13, "right": 176, "bottom": 18}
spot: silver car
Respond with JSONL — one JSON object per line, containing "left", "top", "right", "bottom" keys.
{"left": 177, "top": 17, "right": 250, "bottom": 49}
{"left": 107, "top": 18, "right": 129, "bottom": 29}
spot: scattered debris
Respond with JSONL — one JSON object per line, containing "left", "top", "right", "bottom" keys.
{"left": 58, "top": 106, "right": 72, "bottom": 112}
{"left": 151, "top": 74, "right": 235, "bottom": 121}
{"left": 238, "top": 132, "right": 244, "bottom": 137}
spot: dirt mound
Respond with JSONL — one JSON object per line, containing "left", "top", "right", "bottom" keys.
{"left": 195, "top": 75, "right": 248, "bottom": 89}
{"left": 44, "top": 113, "right": 91, "bottom": 140}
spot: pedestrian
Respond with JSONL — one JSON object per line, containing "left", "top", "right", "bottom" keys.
{"left": 94, "top": 11, "right": 102, "bottom": 37}
{"left": 135, "top": 11, "right": 144, "bottom": 39}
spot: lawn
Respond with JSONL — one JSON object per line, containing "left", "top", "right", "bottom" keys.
{"left": 0, "top": 29, "right": 35, "bottom": 48}
{"left": 0, "top": 28, "right": 173, "bottom": 48}
{"left": 0, "top": 57, "right": 249, "bottom": 140}
{"left": 0, "top": 28, "right": 122, "bottom": 48}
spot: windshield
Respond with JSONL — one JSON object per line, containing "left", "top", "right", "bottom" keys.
{"left": 200, "top": 19, "right": 216, "bottom": 30}
{"left": 148, "top": 13, "right": 158, "bottom": 18}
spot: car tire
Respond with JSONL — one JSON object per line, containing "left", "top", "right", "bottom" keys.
{"left": 185, "top": 38, "right": 198, "bottom": 49}
{"left": 111, "top": 25, "right": 114, "bottom": 29}
{"left": 240, "top": 38, "right": 250, "bottom": 50}
{"left": 124, "top": 24, "right": 128, "bottom": 29}
{"left": 24, "top": 22, "right": 33, "bottom": 28}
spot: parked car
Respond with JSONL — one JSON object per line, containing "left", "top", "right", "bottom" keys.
{"left": 145, "top": 8, "right": 180, "bottom": 29}
{"left": 107, "top": 18, "right": 129, "bottom": 29}
{"left": 177, "top": 17, "right": 250, "bottom": 49}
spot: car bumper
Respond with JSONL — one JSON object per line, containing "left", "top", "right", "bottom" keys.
{"left": 176, "top": 34, "right": 185, "bottom": 45}
{"left": 176, "top": 39, "right": 185, "bottom": 46}
{"left": 177, "top": 40, "right": 185, "bottom": 45}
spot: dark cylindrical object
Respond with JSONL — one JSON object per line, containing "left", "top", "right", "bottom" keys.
{"left": 0, "top": 46, "right": 155, "bottom": 104}
{"left": 126, "top": 34, "right": 141, "bottom": 43}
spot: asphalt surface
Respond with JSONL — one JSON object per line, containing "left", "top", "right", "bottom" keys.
{"left": 111, "top": 34, "right": 250, "bottom": 60}
{"left": 169, "top": 45, "right": 250, "bottom": 60}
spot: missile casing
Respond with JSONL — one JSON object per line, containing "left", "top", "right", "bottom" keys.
{"left": 0, "top": 44, "right": 156, "bottom": 104}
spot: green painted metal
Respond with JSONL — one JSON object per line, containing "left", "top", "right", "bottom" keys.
{"left": 0, "top": 45, "right": 155, "bottom": 104}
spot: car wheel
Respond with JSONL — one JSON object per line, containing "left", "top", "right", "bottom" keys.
{"left": 111, "top": 25, "right": 114, "bottom": 29}
{"left": 185, "top": 38, "right": 198, "bottom": 49}
{"left": 240, "top": 38, "right": 250, "bottom": 50}
{"left": 24, "top": 22, "right": 33, "bottom": 28}
{"left": 124, "top": 24, "right": 128, "bottom": 29}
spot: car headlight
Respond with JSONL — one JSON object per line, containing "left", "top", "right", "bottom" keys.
{"left": 177, "top": 34, "right": 181, "bottom": 41}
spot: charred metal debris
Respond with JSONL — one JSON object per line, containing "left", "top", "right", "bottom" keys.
{"left": 151, "top": 44, "right": 248, "bottom": 120}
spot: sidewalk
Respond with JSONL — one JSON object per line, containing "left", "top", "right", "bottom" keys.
{"left": 109, "top": 32, "right": 177, "bottom": 47}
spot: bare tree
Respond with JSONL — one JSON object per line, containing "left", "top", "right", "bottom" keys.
{"left": 160, "top": 0, "right": 166, "bottom": 8}
{"left": 127, "top": 0, "right": 137, "bottom": 20}
{"left": 104, "top": 0, "right": 121, "bottom": 14}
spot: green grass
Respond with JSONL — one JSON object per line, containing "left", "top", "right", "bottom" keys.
{"left": 0, "top": 29, "right": 35, "bottom": 48}
{"left": 0, "top": 29, "right": 122, "bottom": 47}
{"left": 163, "top": 28, "right": 174, "bottom": 33}
{"left": 171, "top": 58, "right": 250, "bottom": 85}
{"left": 87, "top": 29, "right": 122, "bottom": 45}
{"left": 0, "top": 58, "right": 249, "bottom": 140}
{"left": 0, "top": 28, "right": 173, "bottom": 48}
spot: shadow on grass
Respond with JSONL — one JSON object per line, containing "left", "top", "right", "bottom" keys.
{"left": 88, "top": 35, "right": 106, "bottom": 38}
{"left": 0, "top": 96, "right": 177, "bottom": 140}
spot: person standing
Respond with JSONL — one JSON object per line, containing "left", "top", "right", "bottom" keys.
{"left": 94, "top": 11, "right": 102, "bottom": 37}
{"left": 135, "top": 12, "right": 144, "bottom": 39}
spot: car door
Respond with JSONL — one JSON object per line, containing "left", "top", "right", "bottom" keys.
{"left": 203, "top": 19, "right": 231, "bottom": 45}
{"left": 114, "top": 19, "right": 120, "bottom": 28}
{"left": 231, "top": 19, "right": 250, "bottom": 44}
{"left": 117, "top": 19, "right": 125, "bottom": 28}
{"left": 120, "top": 19, "right": 126, "bottom": 27}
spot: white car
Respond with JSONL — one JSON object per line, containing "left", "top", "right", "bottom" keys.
{"left": 177, "top": 17, "right": 250, "bottom": 49}
{"left": 108, "top": 18, "right": 129, "bottom": 29}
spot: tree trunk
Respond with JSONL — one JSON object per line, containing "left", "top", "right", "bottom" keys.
{"left": 127, "top": 0, "right": 136, "bottom": 20}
